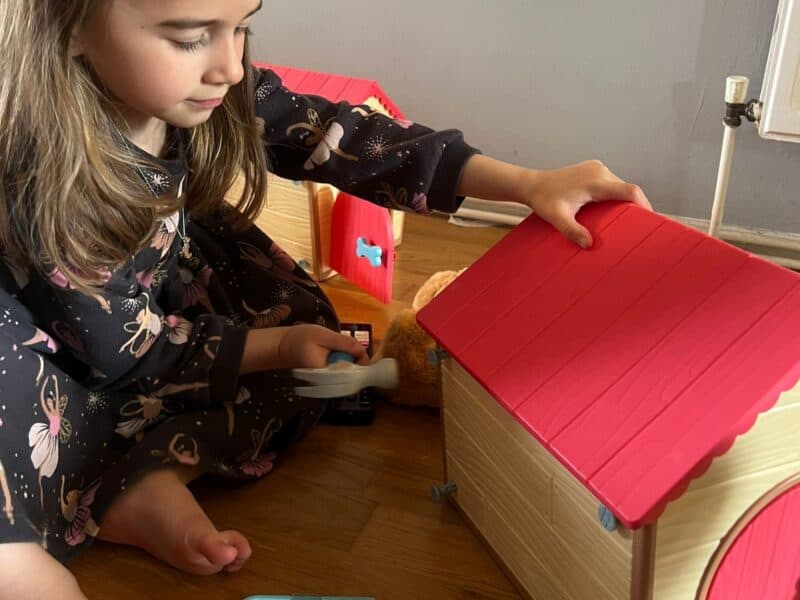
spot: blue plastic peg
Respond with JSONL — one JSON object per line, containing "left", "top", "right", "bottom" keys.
{"left": 356, "top": 237, "right": 382, "bottom": 268}
{"left": 598, "top": 504, "right": 618, "bottom": 531}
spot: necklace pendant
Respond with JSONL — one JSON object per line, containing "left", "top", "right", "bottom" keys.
{"left": 181, "top": 237, "right": 191, "bottom": 259}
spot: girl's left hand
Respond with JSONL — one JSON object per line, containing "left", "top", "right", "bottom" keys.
{"left": 520, "top": 160, "right": 652, "bottom": 249}
{"left": 458, "top": 155, "right": 651, "bottom": 249}
{"left": 277, "top": 324, "right": 369, "bottom": 368}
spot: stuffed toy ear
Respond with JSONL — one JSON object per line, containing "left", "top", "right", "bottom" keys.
{"left": 376, "top": 268, "right": 466, "bottom": 408}
{"left": 411, "top": 268, "right": 466, "bottom": 312}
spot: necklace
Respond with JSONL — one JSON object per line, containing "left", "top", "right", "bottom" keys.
{"left": 137, "top": 167, "right": 191, "bottom": 260}
{"left": 116, "top": 123, "right": 192, "bottom": 260}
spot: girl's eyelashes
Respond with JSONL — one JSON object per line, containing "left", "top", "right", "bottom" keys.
{"left": 172, "top": 27, "right": 253, "bottom": 53}
{"left": 173, "top": 32, "right": 210, "bottom": 52}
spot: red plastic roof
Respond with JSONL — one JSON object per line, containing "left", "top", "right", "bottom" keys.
{"left": 253, "top": 62, "right": 405, "bottom": 119}
{"left": 418, "top": 202, "right": 800, "bottom": 528}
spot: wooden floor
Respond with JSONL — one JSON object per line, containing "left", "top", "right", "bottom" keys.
{"left": 71, "top": 213, "right": 521, "bottom": 599}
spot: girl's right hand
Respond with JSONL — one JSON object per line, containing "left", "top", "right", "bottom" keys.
{"left": 277, "top": 324, "right": 368, "bottom": 368}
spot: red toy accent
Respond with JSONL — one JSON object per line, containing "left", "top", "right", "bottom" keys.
{"left": 330, "top": 193, "right": 394, "bottom": 304}
{"left": 418, "top": 201, "right": 800, "bottom": 529}
{"left": 253, "top": 62, "right": 405, "bottom": 120}
{"left": 705, "top": 479, "right": 800, "bottom": 599}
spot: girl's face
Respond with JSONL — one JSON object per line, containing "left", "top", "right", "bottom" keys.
{"left": 79, "top": 0, "right": 261, "bottom": 134}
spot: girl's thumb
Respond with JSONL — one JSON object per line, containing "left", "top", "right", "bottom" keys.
{"left": 566, "top": 223, "right": 593, "bottom": 249}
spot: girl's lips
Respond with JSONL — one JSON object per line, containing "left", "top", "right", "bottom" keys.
{"left": 188, "top": 97, "right": 224, "bottom": 109}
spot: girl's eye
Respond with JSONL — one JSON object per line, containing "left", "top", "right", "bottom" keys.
{"left": 173, "top": 33, "right": 210, "bottom": 52}
{"left": 172, "top": 27, "right": 251, "bottom": 52}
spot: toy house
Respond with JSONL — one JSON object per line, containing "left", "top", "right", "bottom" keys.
{"left": 418, "top": 201, "right": 800, "bottom": 599}
{"left": 228, "top": 64, "right": 406, "bottom": 300}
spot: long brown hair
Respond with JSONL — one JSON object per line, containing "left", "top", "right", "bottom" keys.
{"left": 0, "top": 1, "right": 268, "bottom": 292}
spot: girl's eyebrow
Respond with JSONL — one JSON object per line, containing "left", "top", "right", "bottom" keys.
{"left": 158, "top": 1, "right": 262, "bottom": 29}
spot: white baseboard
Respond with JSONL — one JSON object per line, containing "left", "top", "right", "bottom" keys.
{"left": 456, "top": 198, "right": 531, "bottom": 226}
{"left": 455, "top": 198, "right": 800, "bottom": 270}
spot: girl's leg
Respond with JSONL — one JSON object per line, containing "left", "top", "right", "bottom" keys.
{"left": 97, "top": 467, "right": 251, "bottom": 575}
{"left": 0, "top": 542, "right": 87, "bottom": 599}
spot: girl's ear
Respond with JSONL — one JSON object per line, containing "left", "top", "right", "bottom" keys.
{"left": 69, "top": 26, "right": 85, "bottom": 57}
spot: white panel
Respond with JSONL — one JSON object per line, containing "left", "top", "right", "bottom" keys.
{"left": 759, "top": 0, "right": 800, "bottom": 142}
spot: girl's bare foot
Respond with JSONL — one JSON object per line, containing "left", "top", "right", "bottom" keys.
{"left": 0, "top": 542, "right": 87, "bottom": 599}
{"left": 98, "top": 468, "right": 251, "bottom": 574}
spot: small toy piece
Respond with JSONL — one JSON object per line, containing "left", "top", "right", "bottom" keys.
{"left": 355, "top": 236, "right": 382, "bottom": 268}
{"left": 598, "top": 505, "right": 618, "bottom": 532}
{"left": 293, "top": 357, "right": 398, "bottom": 399}
{"left": 430, "top": 482, "right": 457, "bottom": 503}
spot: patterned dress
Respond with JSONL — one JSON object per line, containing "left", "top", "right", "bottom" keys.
{"left": 0, "top": 68, "right": 478, "bottom": 562}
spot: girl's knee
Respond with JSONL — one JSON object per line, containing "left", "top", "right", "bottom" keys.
{"left": 0, "top": 542, "right": 87, "bottom": 599}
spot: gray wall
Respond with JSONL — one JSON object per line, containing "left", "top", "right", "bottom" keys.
{"left": 251, "top": 0, "right": 800, "bottom": 232}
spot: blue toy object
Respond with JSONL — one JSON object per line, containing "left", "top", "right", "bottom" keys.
{"left": 597, "top": 504, "right": 619, "bottom": 532}
{"left": 327, "top": 351, "right": 356, "bottom": 365}
{"left": 355, "top": 236, "right": 382, "bottom": 268}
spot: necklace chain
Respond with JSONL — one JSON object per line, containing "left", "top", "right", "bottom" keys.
{"left": 135, "top": 165, "right": 191, "bottom": 259}
{"left": 116, "top": 122, "right": 191, "bottom": 260}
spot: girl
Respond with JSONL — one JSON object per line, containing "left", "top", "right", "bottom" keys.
{"left": 0, "top": 1, "right": 650, "bottom": 597}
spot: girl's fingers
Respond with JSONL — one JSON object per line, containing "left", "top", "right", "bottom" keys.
{"left": 327, "top": 331, "right": 368, "bottom": 363}
{"left": 560, "top": 221, "right": 593, "bottom": 249}
{"left": 590, "top": 181, "right": 652, "bottom": 211}
{"left": 546, "top": 208, "right": 594, "bottom": 249}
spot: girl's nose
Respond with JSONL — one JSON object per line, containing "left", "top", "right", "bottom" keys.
{"left": 204, "top": 36, "right": 245, "bottom": 86}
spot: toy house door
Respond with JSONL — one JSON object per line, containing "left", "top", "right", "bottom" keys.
{"left": 330, "top": 192, "right": 395, "bottom": 304}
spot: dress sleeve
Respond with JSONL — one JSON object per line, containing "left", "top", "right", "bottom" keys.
{"left": 20, "top": 260, "right": 248, "bottom": 407}
{"left": 252, "top": 67, "right": 481, "bottom": 215}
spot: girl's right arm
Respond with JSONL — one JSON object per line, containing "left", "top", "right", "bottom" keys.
{"left": 240, "top": 324, "right": 368, "bottom": 374}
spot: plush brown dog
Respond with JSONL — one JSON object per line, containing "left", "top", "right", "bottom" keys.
{"left": 373, "top": 269, "right": 465, "bottom": 408}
